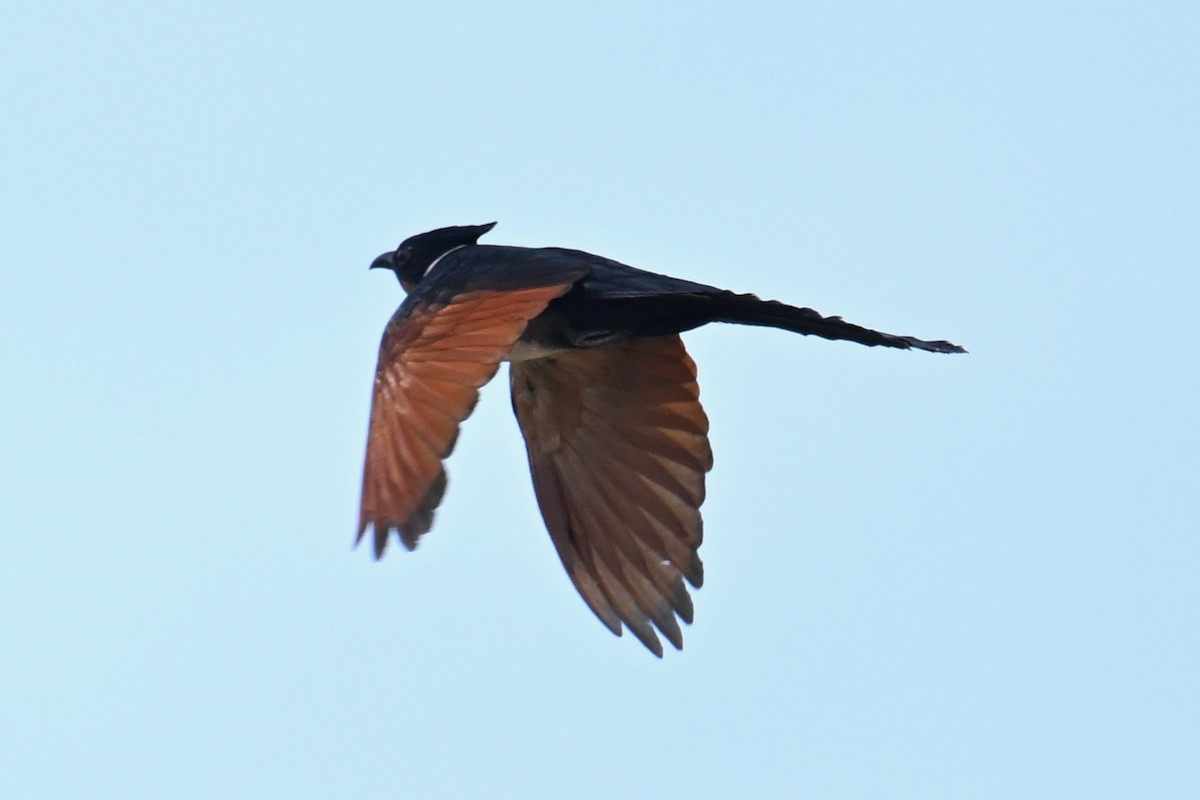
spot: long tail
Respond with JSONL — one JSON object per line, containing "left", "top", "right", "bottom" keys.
{"left": 710, "top": 291, "right": 966, "bottom": 354}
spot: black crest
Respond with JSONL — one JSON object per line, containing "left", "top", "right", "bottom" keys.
{"left": 370, "top": 222, "right": 497, "bottom": 286}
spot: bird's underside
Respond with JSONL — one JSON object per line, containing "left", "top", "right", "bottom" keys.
{"left": 358, "top": 223, "right": 965, "bottom": 656}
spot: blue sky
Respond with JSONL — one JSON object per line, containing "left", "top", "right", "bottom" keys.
{"left": 2, "top": 2, "right": 1197, "bottom": 797}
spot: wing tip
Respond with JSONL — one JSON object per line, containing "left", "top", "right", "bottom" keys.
{"left": 630, "top": 625, "right": 666, "bottom": 659}
{"left": 354, "top": 517, "right": 424, "bottom": 560}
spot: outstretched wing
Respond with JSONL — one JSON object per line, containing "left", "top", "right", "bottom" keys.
{"left": 510, "top": 335, "right": 713, "bottom": 656}
{"left": 359, "top": 283, "right": 576, "bottom": 557}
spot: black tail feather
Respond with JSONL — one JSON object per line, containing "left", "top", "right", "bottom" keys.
{"left": 711, "top": 292, "right": 966, "bottom": 354}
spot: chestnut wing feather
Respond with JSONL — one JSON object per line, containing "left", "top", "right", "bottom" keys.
{"left": 510, "top": 335, "right": 713, "bottom": 656}
{"left": 359, "top": 284, "right": 575, "bottom": 556}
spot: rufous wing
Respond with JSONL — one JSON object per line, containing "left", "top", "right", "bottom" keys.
{"left": 359, "top": 284, "right": 575, "bottom": 557}
{"left": 510, "top": 335, "right": 713, "bottom": 656}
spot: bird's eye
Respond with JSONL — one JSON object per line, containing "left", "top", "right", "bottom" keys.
{"left": 394, "top": 247, "right": 411, "bottom": 264}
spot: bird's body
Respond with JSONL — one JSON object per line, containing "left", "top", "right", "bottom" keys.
{"left": 359, "top": 222, "right": 964, "bottom": 655}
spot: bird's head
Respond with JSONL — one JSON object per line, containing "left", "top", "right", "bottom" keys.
{"left": 370, "top": 222, "right": 497, "bottom": 290}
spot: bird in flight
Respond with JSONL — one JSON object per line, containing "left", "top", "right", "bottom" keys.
{"left": 358, "top": 222, "right": 964, "bottom": 655}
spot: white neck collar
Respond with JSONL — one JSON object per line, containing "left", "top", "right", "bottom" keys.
{"left": 423, "top": 244, "right": 468, "bottom": 279}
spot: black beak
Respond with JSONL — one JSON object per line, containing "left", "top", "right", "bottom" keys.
{"left": 369, "top": 251, "right": 395, "bottom": 271}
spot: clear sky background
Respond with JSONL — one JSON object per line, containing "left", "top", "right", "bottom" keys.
{"left": 2, "top": 2, "right": 1197, "bottom": 798}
